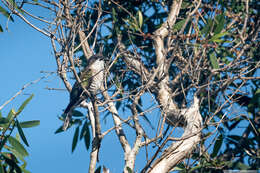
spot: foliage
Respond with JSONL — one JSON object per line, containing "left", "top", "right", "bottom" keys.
{"left": 0, "top": 94, "right": 40, "bottom": 173}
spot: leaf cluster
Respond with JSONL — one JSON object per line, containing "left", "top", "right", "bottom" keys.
{"left": 0, "top": 94, "right": 40, "bottom": 173}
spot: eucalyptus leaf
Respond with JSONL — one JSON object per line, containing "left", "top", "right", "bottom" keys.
{"left": 54, "top": 126, "right": 64, "bottom": 134}
{"left": 72, "top": 126, "right": 79, "bottom": 153}
{"left": 0, "top": 162, "right": 4, "bottom": 173}
{"left": 126, "top": 167, "right": 133, "bottom": 173}
{"left": 209, "top": 52, "right": 219, "bottom": 69}
{"left": 20, "top": 120, "right": 40, "bottom": 128}
{"left": 214, "top": 13, "right": 225, "bottom": 34}
{"left": 137, "top": 10, "right": 143, "bottom": 29}
{"left": 0, "top": 137, "right": 8, "bottom": 152}
{"left": 95, "top": 166, "right": 101, "bottom": 173}
{"left": 173, "top": 19, "right": 186, "bottom": 32}
{"left": 0, "top": 117, "right": 9, "bottom": 125}
{"left": 7, "top": 108, "right": 15, "bottom": 121}
{"left": 8, "top": 136, "right": 29, "bottom": 157}
{"left": 5, "top": 145, "right": 26, "bottom": 161}
{"left": 17, "top": 94, "right": 34, "bottom": 116}
{"left": 71, "top": 110, "right": 84, "bottom": 117}
{"left": 2, "top": 154, "right": 22, "bottom": 173}
{"left": 16, "top": 120, "right": 29, "bottom": 147}
{"left": 209, "top": 31, "right": 229, "bottom": 42}
{"left": 82, "top": 123, "right": 91, "bottom": 150}
{"left": 211, "top": 134, "right": 223, "bottom": 158}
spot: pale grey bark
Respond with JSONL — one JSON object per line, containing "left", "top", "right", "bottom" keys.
{"left": 148, "top": 96, "right": 202, "bottom": 172}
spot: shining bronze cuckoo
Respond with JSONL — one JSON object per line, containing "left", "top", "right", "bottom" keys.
{"left": 62, "top": 53, "right": 106, "bottom": 130}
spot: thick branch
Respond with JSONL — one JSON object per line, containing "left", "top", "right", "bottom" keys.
{"left": 86, "top": 102, "right": 98, "bottom": 173}
{"left": 88, "top": 98, "right": 102, "bottom": 173}
{"left": 117, "top": 36, "right": 149, "bottom": 78}
{"left": 152, "top": 0, "right": 183, "bottom": 123}
{"left": 147, "top": 1, "right": 203, "bottom": 172}
{"left": 123, "top": 95, "right": 145, "bottom": 172}
{"left": 148, "top": 96, "right": 202, "bottom": 173}
{"left": 78, "top": 30, "right": 93, "bottom": 59}
{"left": 102, "top": 87, "right": 132, "bottom": 167}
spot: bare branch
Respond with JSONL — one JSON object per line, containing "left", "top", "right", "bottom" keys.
{"left": 0, "top": 73, "right": 53, "bottom": 111}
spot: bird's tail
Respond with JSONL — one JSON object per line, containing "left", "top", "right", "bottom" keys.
{"left": 64, "top": 101, "right": 74, "bottom": 114}
{"left": 62, "top": 113, "right": 71, "bottom": 131}
{"left": 63, "top": 101, "right": 74, "bottom": 131}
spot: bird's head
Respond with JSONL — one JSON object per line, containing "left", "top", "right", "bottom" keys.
{"left": 96, "top": 44, "right": 110, "bottom": 62}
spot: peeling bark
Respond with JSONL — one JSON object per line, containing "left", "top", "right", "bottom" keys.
{"left": 148, "top": 96, "right": 202, "bottom": 173}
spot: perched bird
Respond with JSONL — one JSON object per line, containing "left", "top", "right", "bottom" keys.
{"left": 62, "top": 53, "right": 107, "bottom": 130}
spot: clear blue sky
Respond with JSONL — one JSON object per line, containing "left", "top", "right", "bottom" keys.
{"left": 0, "top": 15, "right": 139, "bottom": 172}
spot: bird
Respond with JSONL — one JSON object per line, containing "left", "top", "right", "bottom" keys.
{"left": 62, "top": 53, "right": 107, "bottom": 130}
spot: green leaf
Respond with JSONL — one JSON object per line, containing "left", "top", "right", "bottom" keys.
{"left": 211, "top": 134, "right": 223, "bottom": 158}
{"left": 0, "top": 137, "right": 8, "bottom": 152}
{"left": 235, "top": 162, "right": 250, "bottom": 169}
{"left": 0, "top": 25, "right": 3, "bottom": 32}
{"left": 214, "top": 13, "right": 225, "bottom": 34}
{"left": 71, "top": 110, "right": 84, "bottom": 117}
{"left": 19, "top": 120, "right": 40, "bottom": 128}
{"left": 5, "top": 145, "right": 26, "bottom": 161}
{"left": 112, "top": 8, "right": 117, "bottom": 22}
{"left": 21, "top": 168, "right": 30, "bottom": 173}
{"left": 8, "top": 136, "right": 28, "bottom": 157}
{"left": 72, "top": 126, "right": 79, "bottom": 153}
{"left": 16, "top": 120, "right": 29, "bottom": 147}
{"left": 84, "top": 129, "right": 90, "bottom": 150}
{"left": 0, "top": 162, "right": 4, "bottom": 173}
{"left": 80, "top": 121, "right": 88, "bottom": 139}
{"left": 17, "top": 94, "right": 34, "bottom": 115}
{"left": 209, "top": 52, "right": 219, "bottom": 69}
{"left": 0, "top": 117, "right": 9, "bottom": 125}
{"left": 80, "top": 121, "right": 90, "bottom": 150}
{"left": 188, "top": 164, "right": 204, "bottom": 172}
{"left": 54, "top": 126, "right": 64, "bottom": 134}
{"left": 128, "top": 19, "right": 139, "bottom": 31}
{"left": 213, "top": 39, "right": 231, "bottom": 43}
{"left": 181, "top": 2, "right": 190, "bottom": 9}
{"left": 173, "top": 19, "right": 186, "bottom": 32}
{"left": 126, "top": 167, "right": 133, "bottom": 173}
{"left": 2, "top": 154, "right": 22, "bottom": 173}
{"left": 255, "top": 88, "right": 260, "bottom": 95}
{"left": 137, "top": 10, "right": 143, "bottom": 29}
{"left": 227, "top": 135, "right": 242, "bottom": 141}
{"left": 201, "top": 18, "right": 213, "bottom": 37}
{"left": 7, "top": 108, "right": 15, "bottom": 121}
{"left": 209, "top": 31, "right": 229, "bottom": 42}
{"left": 0, "top": 6, "right": 14, "bottom": 21}
{"left": 16, "top": 133, "right": 20, "bottom": 141}
{"left": 94, "top": 166, "right": 101, "bottom": 173}
{"left": 249, "top": 89, "right": 260, "bottom": 111}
